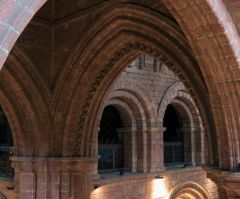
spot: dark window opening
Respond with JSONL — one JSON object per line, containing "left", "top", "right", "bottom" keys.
{"left": 98, "top": 106, "right": 123, "bottom": 172}
{"left": 163, "top": 104, "right": 184, "bottom": 166}
{"left": 0, "top": 107, "right": 14, "bottom": 177}
{"left": 0, "top": 108, "right": 13, "bottom": 146}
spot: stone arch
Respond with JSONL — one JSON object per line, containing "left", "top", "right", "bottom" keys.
{"left": 108, "top": 78, "right": 158, "bottom": 124}
{"left": 172, "top": 99, "right": 205, "bottom": 165}
{"left": 104, "top": 99, "right": 137, "bottom": 172}
{"left": 104, "top": 86, "right": 153, "bottom": 172}
{"left": 0, "top": 49, "right": 51, "bottom": 156}
{"left": 163, "top": 0, "right": 240, "bottom": 169}
{"left": 158, "top": 82, "right": 206, "bottom": 165}
{"left": 105, "top": 99, "right": 136, "bottom": 128}
{"left": 109, "top": 77, "right": 167, "bottom": 171}
{"left": 0, "top": 0, "right": 239, "bottom": 169}
{"left": 172, "top": 100, "right": 197, "bottom": 165}
{"left": 169, "top": 182, "right": 211, "bottom": 199}
{"left": 0, "top": 0, "right": 46, "bottom": 69}
{"left": 0, "top": 90, "right": 23, "bottom": 156}
{"left": 58, "top": 5, "right": 216, "bottom": 163}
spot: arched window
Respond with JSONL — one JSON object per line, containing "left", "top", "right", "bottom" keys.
{"left": 0, "top": 106, "right": 14, "bottom": 177}
{"left": 163, "top": 104, "right": 184, "bottom": 166}
{"left": 98, "top": 106, "right": 123, "bottom": 173}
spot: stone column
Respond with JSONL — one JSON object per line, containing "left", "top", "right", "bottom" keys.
{"left": 195, "top": 128, "right": 205, "bottom": 165}
{"left": 149, "top": 127, "right": 165, "bottom": 173}
{"left": 117, "top": 127, "right": 135, "bottom": 172}
{"left": 203, "top": 166, "right": 240, "bottom": 199}
{"left": 181, "top": 127, "right": 195, "bottom": 166}
{"left": 11, "top": 156, "right": 98, "bottom": 199}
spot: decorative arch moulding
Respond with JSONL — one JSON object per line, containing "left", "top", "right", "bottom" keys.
{"left": 73, "top": 41, "right": 195, "bottom": 155}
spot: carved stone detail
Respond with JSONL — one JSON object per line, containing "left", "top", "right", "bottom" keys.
{"left": 169, "top": 182, "right": 210, "bottom": 199}
{"left": 73, "top": 41, "right": 192, "bottom": 155}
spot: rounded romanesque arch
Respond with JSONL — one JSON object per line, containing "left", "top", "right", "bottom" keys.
{"left": 158, "top": 82, "right": 202, "bottom": 127}
{"left": 101, "top": 79, "right": 157, "bottom": 172}
{"left": 158, "top": 82, "right": 206, "bottom": 166}
{"left": 169, "top": 182, "right": 211, "bottom": 199}
{"left": 171, "top": 99, "right": 205, "bottom": 165}
{"left": 101, "top": 99, "right": 137, "bottom": 172}
{"left": 105, "top": 99, "right": 136, "bottom": 129}
{"left": 106, "top": 78, "right": 157, "bottom": 126}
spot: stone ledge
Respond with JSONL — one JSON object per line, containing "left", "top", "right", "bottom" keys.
{"left": 93, "top": 166, "right": 204, "bottom": 186}
{"left": 11, "top": 156, "right": 98, "bottom": 173}
{"left": 203, "top": 166, "right": 240, "bottom": 182}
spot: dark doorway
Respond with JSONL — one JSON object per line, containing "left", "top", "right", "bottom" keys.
{"left": 163, "top": 104, "right": 184, "bottom": 166}
{"left": 98, "top": 106, "right": 123, "bottom": 172}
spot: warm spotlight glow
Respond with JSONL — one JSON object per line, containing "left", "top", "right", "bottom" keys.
{"left": 91, "top": 185, "right": 103, "bottom": 196}
{"left": 152, "top": 177, "right": 169, "bottom": 199}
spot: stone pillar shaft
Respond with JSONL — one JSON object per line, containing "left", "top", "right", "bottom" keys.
{"left": 149, "top": 127, "right": 165, "bottom": 172}
{"left": 12, "top": 156, "right": 98, "bottom": 199}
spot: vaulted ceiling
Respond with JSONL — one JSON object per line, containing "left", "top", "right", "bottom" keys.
{"left": 11, "top": 0, "right": 180, "bottom": 90}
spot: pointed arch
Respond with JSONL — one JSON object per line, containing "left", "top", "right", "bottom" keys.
{"left": 56, "top": 5, "right": 214, "bottom": 163}
{"left": 164, "top": 0, "right": 240, "bottom": 169}
{"left": 0, "top": 50, "right": 51, "bottom": 156}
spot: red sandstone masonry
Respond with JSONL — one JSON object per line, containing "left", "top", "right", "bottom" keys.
{"left": 164, "top": 0, "right": 240, "bottom": 170}
{"left": 104, "top": 59, "right": 206, "bottom": 173}
{"left": 90, "top": 167, "right": 217, "bottom": 199}
{"left": 0, "top": 0, "right": 46, "bottom": 69}
{"left": 0, "top": 0, "right": 240, "bottom": 198}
